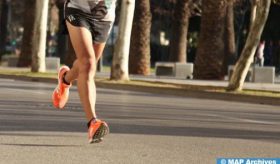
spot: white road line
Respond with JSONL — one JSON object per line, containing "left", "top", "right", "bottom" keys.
{"left": 2, "top": 88, "right": 46, "bottom": 95}
{"left": 212, "top": 114, "right": 280, "bottom": 125}
{"left": 0, "top": 79, "right": 15, "bottom": 82}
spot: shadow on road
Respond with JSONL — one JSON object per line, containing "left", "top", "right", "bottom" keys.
{"left": 0, "top": 99, "right": 280, "bottom": 143}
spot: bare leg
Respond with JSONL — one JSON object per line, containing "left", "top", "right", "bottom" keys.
{"left": 64, "top": 43, "right": 106, "bottom": 83}
{"left": 65, "top": 21, "right": 106, "bottom": 121}
{"left": 64, "top": 60, "right": 79, "bottom": 82}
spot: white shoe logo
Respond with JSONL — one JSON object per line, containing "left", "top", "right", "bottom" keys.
{"left": 68, "top": 15, "right": 75, "bottom": 22}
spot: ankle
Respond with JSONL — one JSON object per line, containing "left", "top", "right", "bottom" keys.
{"left": 62, "top": 72, "right": 71, "bottom": 85}
{"left": 87, "top": 117, "right": 97, "bottom": 128}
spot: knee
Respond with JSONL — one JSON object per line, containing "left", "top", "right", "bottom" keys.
{"left": 78, "top": 57, "right": 96, "bottom": 75}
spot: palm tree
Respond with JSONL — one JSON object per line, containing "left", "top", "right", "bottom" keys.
{"left": 55, "top": 0, "right": 68, "bottom": 64}
{"left": 17, "top": 0, "right": 35, "bottom": 67}
{"left": 129, "top": 0, "right": 151, "bottom": 75}
{"left": 193, "top": 0, "right": 227, "bottom": 80}
{"left": 223, "top": 0, "right": 236, "bottom": 75}
{"left": 169, "top": 0, "right": 191, "bottom": 63}
{"left": 18, "top": 0, "right": 49, "bottom": 72}
{"left": 0, "top": 0, "right": 11, "bottom": 60}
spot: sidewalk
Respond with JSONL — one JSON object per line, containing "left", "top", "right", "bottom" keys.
{"left": 0, "top": 66, "right": 279, "bottom": 106}
{"left": 0, "top": 66, "right": 280, "bottom": 92}
{"left": 96, "top": 72, "right": 280, "bottom": 93}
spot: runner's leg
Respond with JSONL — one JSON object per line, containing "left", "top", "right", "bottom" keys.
{"left": 64, "top": 43, "right": 106, "bottom": 83}
{"left": 65, "top": 21, "right": 98, "bottom": 121}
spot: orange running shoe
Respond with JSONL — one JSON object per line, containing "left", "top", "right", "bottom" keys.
{"left": 52, "top": 66, "right": 71, "bottom": 109}
{"left": 88, "top": 119, "right": 109, "bottom": 143}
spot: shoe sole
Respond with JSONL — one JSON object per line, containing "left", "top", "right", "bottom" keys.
{"left": 89, "top": 123, "right": 109, "bottom": 144}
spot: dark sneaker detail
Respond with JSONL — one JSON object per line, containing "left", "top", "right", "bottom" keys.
{"left": 88, "top": 120, "right": 109, "bottom": 144}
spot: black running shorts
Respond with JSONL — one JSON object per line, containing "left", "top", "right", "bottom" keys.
{"left": 62, "top": 0, "right": 116, "bottom": 43}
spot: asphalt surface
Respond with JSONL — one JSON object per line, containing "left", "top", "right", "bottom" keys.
{"left": 0, "top": 78, "right": 279, "bottom": 164}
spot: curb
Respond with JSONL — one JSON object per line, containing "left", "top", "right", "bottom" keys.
{"left": 0, "top": 74, "right": 279, "bottom": 106}
{"left": 96, "top": 82, "right": 280, "bottom": 106}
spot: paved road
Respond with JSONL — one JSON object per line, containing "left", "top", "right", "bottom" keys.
{"left": 0, "top": 78, "right": 279, "bottom": 164}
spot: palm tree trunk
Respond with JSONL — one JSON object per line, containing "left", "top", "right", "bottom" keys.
{"left": 227, "top": 0, "right": 271, "bottom": 91}
{"left": 17, "top": 0, "right": 36, "bottom": 67}
{"left": 193, "top": 0, "right": 227, "bottom": 80}
{"left": 223, "top": 0, "right": 236, "bottom": 76}
{"left": 169, "top": 0, "right": 190, "bottom": 63}
{"left": 56, "top": 0, "right": 68, "bottom": 64}
{"left": 0, "top": 0, "right": 11, "bottom": 60}
{"left": 129, "top": 0, "right": 151, "bottom": 75}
